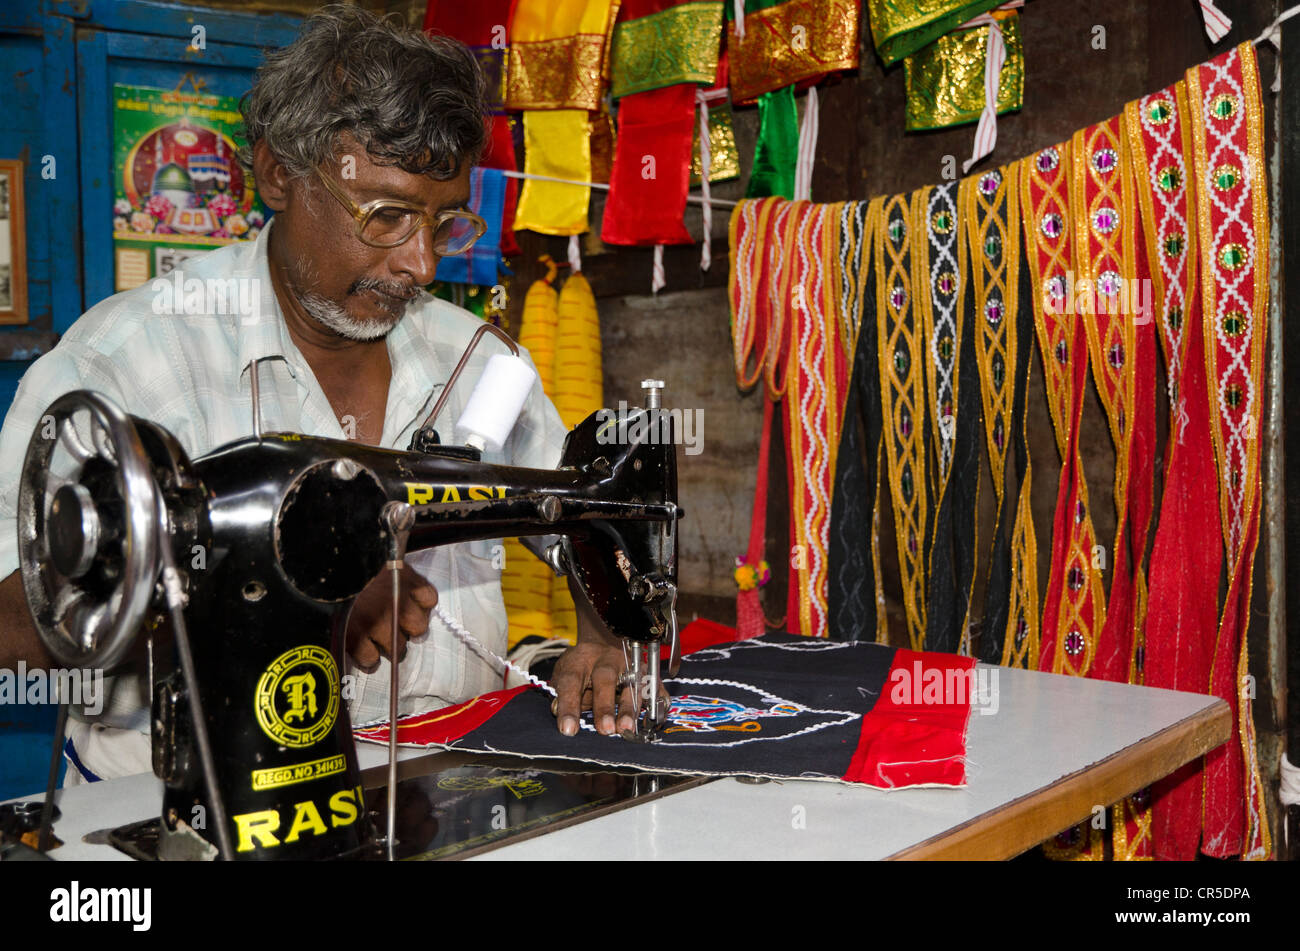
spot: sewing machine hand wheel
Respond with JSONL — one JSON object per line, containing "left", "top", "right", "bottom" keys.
{"left": 17, "top": 390, "right": 161, "bottom": 670}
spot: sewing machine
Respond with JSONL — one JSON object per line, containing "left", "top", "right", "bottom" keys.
{"left": 13, "top": 328, "right": 681, "bottom": 860}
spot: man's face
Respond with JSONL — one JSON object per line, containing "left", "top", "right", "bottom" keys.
{"left": 272, "top": 143, "right": 472, "bottom": 341}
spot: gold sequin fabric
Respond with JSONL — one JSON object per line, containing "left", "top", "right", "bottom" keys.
{"left": 866, "top": 0, "right": 1003, "bottom": 65}
{"left": 904, "top": 11, "right": 1023, "bottom": 131}
{"left": 611, "top": 1, "right": 724, "bottom": 99}
{"left": 728, "top": 0, "right": 860, "bottom": 104}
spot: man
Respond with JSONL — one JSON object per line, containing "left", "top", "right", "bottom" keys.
{"left": 0, "top": 5, "right": 630, "bottom": 784}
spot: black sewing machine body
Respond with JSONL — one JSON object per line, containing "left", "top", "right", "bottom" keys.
{"left": 18, "top": 392, "right": 679, "bottom": 861}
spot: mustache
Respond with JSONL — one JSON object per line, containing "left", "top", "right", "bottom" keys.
{"left": 351, "top": 277, "right": 418, "bottom": 300}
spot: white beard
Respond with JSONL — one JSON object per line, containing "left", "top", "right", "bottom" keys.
{"left": 297, "top": 291, "right": 403, "bottom": 341}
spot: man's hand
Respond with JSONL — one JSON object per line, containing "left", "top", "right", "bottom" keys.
{"left": 551, "top": 641, "right": 636, "bottom": 737}
{"left": 345, "top": 564, "right": 438, "bottom": 672}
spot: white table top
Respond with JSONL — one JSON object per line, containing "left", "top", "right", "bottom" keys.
{"left": 5, "top": 664, "right": 1227, "bottom": 861}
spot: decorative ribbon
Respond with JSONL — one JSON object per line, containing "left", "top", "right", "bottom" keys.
{"left": 828, "top": 199, "right": 887, "bottom": 642}
{"left": 782, "top": 200, "right": 850, "bottom": 638}
{"left": 506, "top": 0, "right": 618, "bottom": 111}
{"left": 1127, "top": 79, "right": 1220, "bottom": 861}
{"left": 964, "top": 163, "right": 1038, "bottom": 668}
{"left": 747, "top": 86, "right": 799, "bottom": 199}
{"left": 876, "top": 193, "right": 932, "bottom": 649}
{"left": 914, "top": 181, "right": 978, "bottom": 654}
{"left": 1019, "top": 141, "right": 1107, "bottom": 682}
{"left": 692, "top": 85, "right": 740, "bottom": 186}
{"left": 726, "top": 0, "right": 860, "bottom": 104}
{"left": 601, "top": 83, "right": 698, "bottom": 246}
{"left": 1186, "top": 42, "right": 1271, "bottom": 860}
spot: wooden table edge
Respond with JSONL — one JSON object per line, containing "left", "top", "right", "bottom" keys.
{"left": 886, "top": 696, "right": 1233, "bottom": 861}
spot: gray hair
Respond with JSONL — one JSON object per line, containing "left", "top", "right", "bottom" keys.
{"left": 239, "top": 4, "right": 487, "bottom": 181}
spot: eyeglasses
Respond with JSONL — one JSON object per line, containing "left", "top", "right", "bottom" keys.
{"left": 313, "top": 167, "right": 488, "bottom": 254}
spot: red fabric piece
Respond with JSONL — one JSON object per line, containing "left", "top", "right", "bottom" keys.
{"left": 662, "top": 618, "right": 761, "bottom": 661}
{"left": 736, "top": 397, "right": 774, "bottom": 639}
{"left": 601, "top": 85, "right": 696, "bottom": 246}
{"left": 354, "top": 685, "right": 530, "bottom": 746}
{"left": 842, "top": 649, "right": 975, "bottom": 787}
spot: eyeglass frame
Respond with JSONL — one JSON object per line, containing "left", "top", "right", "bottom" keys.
{"left": 312, "top": 166, "right": 488, "bottom": 254}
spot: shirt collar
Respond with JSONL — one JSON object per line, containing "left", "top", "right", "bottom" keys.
{"left": 237, "top": 216, "right": 305, "bottom": 381}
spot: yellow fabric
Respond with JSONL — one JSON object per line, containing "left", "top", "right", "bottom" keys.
{"left": 504, "top": 276, "right": 562, "bottom": 650}
{"left": 503, "top": 270, "right": 603, "bottom": 648}
{"left": 507, "top": 0, "right": 620, "bottom": 111}
{"left": 552, "top": 271, "right": 603, "bottom": 429}
{"left": 515, "top": 110, "right": 594, "bottom": 236}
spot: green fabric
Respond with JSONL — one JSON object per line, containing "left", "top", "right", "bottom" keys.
{"left": 745, "top": 85, "right": 798, "bottom": 199}
{"left": 868, "top": 0, "right": 1005, "bottom": 66}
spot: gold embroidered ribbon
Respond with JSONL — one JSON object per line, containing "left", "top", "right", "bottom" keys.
{"left": 692, "top": 94, "right": 741, "bottom": 184}
{"left": 904, "top": 10, "right": 1023, "bottom": 131}
{"left": 963, "top": 162, "right": 1038, "bottom": 668}
{"left": 507, "top": 0, "right": 620, "bottom": 111}
{"left": 727, "top": 0, "right": 860, "bottom": 104}
{"left": 611, "top": 1, "right": 724, "bottom": 98}
{"left": 875, "top": 193, "right": 931, "bottom": 648}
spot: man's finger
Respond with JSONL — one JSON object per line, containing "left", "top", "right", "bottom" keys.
{"left": 617, "top": 684, "right": 638, "bottom": 734}
{"left": 590, "top": 663, "right": 619, "bottom": 735}
{"left": 351, "top": 636, "right": 380, "bottom": 673}
{"left": 552, "top": 660, "right": 586, "bottom": 737}
{"left": 410, "top": 584, "right": 439, "bottom": 610}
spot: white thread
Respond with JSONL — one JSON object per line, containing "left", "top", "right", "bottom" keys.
{"left": 1253, "top": 3, "right": 1300, "bottom": 92}
{"left": 793, "top": 87, "right": 820, "bottom": 202}
{"left": 1200, "top": 0, "right": 1232, "bottom": 42}
{"left": 567, "top": 233, "right": 582, "bottom": 273}
{"left": 501, "top": 170, "right": 737, "bottom": 208}
{"left": 655, "top": 677, "right": 859, "bottom": 748}
{"left": 652, "top": 244, "right": 666, "bottom": 294}
{"left": 698, "top": 89, "right": 714, "bottom": 272}
{"left": 432, "top": 602, "right": 557, "bottom": 697}
{"left": 733, "top": 0, "right": 745, "bottom": 38}
{"left": 962, "top": 15, "right": 1007, "bottom": 174}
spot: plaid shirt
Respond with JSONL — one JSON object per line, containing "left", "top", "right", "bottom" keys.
{"left": 0, "top": 221, "right": 568, "bottom": 759}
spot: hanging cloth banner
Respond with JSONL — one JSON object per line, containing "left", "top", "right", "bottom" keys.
{"left": 964, "top": 164, "right": 1038, "bottom": 668}
{"left": 904, "top": 9, "right": 1024, "bottom": 132}
{"left": 423, "top": 0, "right": 522, "bottom": 255}
{"left": 876, "top": 193, "right": 933, "bottom": 650}
{"left": 726, "top": 0, "right": 860, "bottom": 104}
{"left": 865, "top": 0, "right": 1004, "bottom": 67}
{"left": 1019, "top": 141, "right": 1108, "bottom": 680}
{"left": 692, "top": 87, "right": 740, "bottom": 186}
{"left": 508, "top": 0, "right": 619, "bottom": 235}
{"left": 782, "top": 200, "right": 851, "bottom": 638}
{"left": 603, "top": 1, "right": 724, "bottom": 246}
{"left": 433, "top": 168, "right": 506, "bottom": 286}
{"left": 1186, "top": 42, "right": 1271, "bottom": 861}
{"left": 913, "top": 182, "right": 979, "bottom": 655}
{"left": 514, "top": 110, "right": 595, "bottom": 235}
{"left": 828, "top": 199, "right": 888, "bottom": 642}
{"left": 610, "top": 0, "right": 724, "bottom": 98}
{"left": 602, "top": 84, "right": 698, "bottom": 245}
{"left": 746, "top": 86, "right": 799, "bottom": 199}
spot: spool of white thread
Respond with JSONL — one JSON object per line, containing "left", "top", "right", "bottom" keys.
{"left": 455, "top": 353, "right": 537, "bottom": 453}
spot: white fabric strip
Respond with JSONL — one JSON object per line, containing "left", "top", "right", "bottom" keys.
{"left": 1200, "top": 0, "right": 1232, "bottom": 42}
{"left": 1254, "top": 3, "right": 1300, "bottom": 93}
{"left": 567, "top": 233, "right": 582, "bottom": 272}
{"left": 794, "top": 86, "right": 820, "bottom": 202}
{"left": 652, "top": 244, "right": 666, "bottom": 294}
{"left": 962, "top": 14, "right": 1007, "bottom": 174}
{"left": 698, "top": 89, "right": 714, "bottom": 271}
{"left": 734, "top": 0, "right": 745, "bottom": 38}
{"left": 503, "top": 169, "right": 737, "bottom": 208}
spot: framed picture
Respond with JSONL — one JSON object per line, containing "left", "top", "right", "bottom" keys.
{"left": 0, "top": 159, "right": 28, "bottom": 325}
